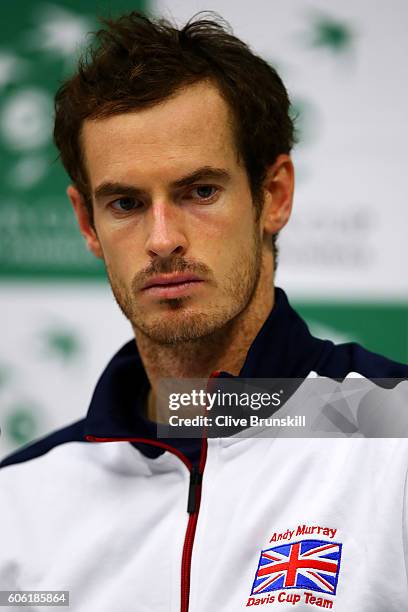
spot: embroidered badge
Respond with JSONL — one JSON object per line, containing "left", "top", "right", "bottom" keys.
{"left": 251, "top": 539, "right": 342, "bottom": 596}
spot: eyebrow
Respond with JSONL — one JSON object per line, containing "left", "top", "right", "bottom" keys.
{"left": 93, "top": 166, "right": 231, "bottom": 200}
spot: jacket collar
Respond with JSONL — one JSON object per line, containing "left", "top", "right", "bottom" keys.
{"left": 84, "top": 288, "right": 332, "bottom": 439}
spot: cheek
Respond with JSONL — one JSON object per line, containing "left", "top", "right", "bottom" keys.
{"left": 194, "top": 212, "right": 256, "bottom": 276}
{"left": 95, "top": 224, "right": 142, "bottom": 279}
{"left": 194, "top": 193, "right": 255, "bottom": 244}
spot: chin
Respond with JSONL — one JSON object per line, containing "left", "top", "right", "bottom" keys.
{"left": 133, "top": 304, "right": 235, "bottom": 345}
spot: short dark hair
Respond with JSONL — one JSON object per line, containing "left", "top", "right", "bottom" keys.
{"left": 54, "top": 11, "right": 295, "bottom": 261}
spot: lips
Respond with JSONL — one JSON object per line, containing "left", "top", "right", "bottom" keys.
{"left": 142, "top": 273, "right": 203, "bottom": 290}
{"left": 141, "top": 273, "right": 205, "bottom": 299}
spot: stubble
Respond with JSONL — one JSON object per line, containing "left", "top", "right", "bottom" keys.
{"left": 107, "top": 221, "right": 263, "bottom": 346}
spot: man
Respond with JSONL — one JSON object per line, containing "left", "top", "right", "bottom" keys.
{"left": 1, "top": 11, "right": 407, "bottom": 612}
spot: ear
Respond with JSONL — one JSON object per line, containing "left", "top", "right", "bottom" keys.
{"left": 67, "top": 185, "right": 103, "bottom": 259}
{"left": 261, "top": 154, "right": 294, "bottom": 235}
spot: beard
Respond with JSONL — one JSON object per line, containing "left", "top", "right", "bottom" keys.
{"left": 106, "top": 222, "right": 263, "bottom": 346}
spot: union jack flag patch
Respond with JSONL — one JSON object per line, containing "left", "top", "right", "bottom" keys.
{"left": 251, "top": 539, "right": 342, "bottom": 596}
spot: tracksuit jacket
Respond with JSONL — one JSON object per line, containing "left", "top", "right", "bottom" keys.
{"left": 1, "top": 288, "right": 407, "bottom": 612}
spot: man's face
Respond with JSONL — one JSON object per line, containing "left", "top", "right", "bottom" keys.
{"left": 80, "top": 81, "right": 266, "bottom": 344}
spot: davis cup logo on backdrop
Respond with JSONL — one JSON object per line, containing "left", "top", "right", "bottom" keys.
{"left": 251, "top": 539, "right": 342, "bottom": 596}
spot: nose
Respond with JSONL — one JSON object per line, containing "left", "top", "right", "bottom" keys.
{"left": 144, "top": 200, "right": 188, "bottom": 259}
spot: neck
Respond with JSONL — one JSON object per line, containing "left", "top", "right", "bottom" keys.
{"left": 135, "top": 262, "right": 274, "bottom": 421}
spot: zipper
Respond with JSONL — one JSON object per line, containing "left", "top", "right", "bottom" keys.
{"left": 180, "top": 439, "right": 207, "bottom": 612}
{"left": 187, "top": 465, "right": 203, "bottom": 514}
{"left": 85, "top": 434, "right": 206, "bottom": 612}
{"left": 180, "top": 370, "right": 219, "bottom": 611}
{"left": 86, "top": 370, "right": 219, "bottom": 612}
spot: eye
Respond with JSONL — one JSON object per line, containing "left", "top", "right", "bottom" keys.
{"left": 188, "top": 185, "right": 219, "bottom": 201}
{"left": 110, "top": 197, "right": 141, "bottom": 212}
{"left": 195, "top": 185, "right": 215, "bottom": 198}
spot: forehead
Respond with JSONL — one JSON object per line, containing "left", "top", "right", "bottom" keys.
{"left": 81, "top": 81, "right": 239, "bottom": 187}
